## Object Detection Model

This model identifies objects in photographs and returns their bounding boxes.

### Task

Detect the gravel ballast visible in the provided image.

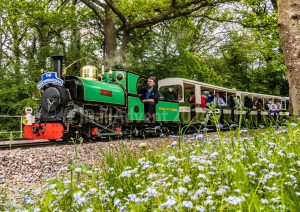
[0,137,172,200]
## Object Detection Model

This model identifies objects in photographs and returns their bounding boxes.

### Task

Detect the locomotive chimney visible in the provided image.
[52,55,63,78]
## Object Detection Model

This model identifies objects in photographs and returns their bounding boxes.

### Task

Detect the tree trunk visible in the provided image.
[277,0,300,116]
[103,5,117,65]
[69,0,81,75]
[0,18,2,69]
[120,30,130,64]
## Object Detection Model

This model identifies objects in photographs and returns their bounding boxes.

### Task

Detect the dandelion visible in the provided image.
[278,149,285,156]
[74,167,82,173]
[33,208,40,212]
[182,201,193,208]
[178,187,188,194]
[64,180,71,184]
[96,181,104,188]
[194,133,204,140]
[240,128,248,133]
[139,142,147,149]
[271,197,280,203]
[202,127,209,132]
[224,196,245,205]
[114,198,121,207]
[89,188,97,194]
[64,189,71,195]
[290,123,298,127]
[198,166,205,171]
[142,161,152,170]
[160,196,176,208]
[226,154,232,160]
[269,163,275,169]
[170,141,178,147]
[73,191,86,205]
[178,168,184,173]
[22,196,34,205]
[204,196,214,205]
[261,199,268,204]
[287,153,296,158]
[183,175,191,183]
[48,184,57,190]
[146,187,159,197]
[86,170,93,175]
[195,205,205,212]
[168,156,177,161]
[198,174,208,181]
[148,173,158,179]
[173,177,178,183]
[119,169,137,178]
[128,194,137,202]
[216,186,230,195]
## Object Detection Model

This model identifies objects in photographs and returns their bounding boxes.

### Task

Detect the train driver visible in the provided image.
[139,76,160,120]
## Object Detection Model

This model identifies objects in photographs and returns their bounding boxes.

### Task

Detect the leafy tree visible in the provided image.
[80,0,240,64]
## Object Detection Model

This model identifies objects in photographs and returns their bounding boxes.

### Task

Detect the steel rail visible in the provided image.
[0,140,71,150]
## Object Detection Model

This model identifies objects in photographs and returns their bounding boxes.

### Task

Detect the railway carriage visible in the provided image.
[159,78,289,128]
[23,56,289,141]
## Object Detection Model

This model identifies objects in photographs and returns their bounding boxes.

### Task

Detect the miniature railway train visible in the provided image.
[24,56,289,141]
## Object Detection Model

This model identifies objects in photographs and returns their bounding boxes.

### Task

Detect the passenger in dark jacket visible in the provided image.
[139,76,160,118]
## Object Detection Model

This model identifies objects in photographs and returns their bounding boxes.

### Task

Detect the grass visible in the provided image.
[1,119,300,211]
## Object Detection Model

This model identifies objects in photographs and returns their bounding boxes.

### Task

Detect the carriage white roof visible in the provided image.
[158,78,288,100]
[158,78,234,92]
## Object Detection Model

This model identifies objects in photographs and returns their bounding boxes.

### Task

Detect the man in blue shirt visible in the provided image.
[139,76,160,120]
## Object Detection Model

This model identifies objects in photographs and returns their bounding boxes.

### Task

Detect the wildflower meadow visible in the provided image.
[1,120,300,211]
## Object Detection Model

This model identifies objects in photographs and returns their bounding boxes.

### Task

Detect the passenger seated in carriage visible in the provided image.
[201,91,209,109]
[268,99,281,121]
[139,76,160,121]
[189,91,196,119]
[214,93,226,125]
[164,87,177,102]
[189,91,195,104]
[244,96,253,120]
[206,92,215,107]
[213,93,226,108]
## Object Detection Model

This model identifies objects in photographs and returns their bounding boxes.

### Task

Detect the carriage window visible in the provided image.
[159,85,182,102]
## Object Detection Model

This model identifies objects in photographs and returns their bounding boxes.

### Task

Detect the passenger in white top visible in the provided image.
[274,99,282,110]
[214,93,226,108]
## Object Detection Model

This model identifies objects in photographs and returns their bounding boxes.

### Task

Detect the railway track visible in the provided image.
[0,126,240,150]
[0,140,71,150]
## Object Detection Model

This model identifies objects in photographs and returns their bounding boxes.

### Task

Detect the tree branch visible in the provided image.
[80,0,104,22]
[194,14,271,29]
[128,1,215,30]
[103,0,128,27]
[90,0,106,9]
[172,0,177,8]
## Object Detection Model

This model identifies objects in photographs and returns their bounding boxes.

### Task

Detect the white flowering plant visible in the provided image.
[4,120,300,211]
